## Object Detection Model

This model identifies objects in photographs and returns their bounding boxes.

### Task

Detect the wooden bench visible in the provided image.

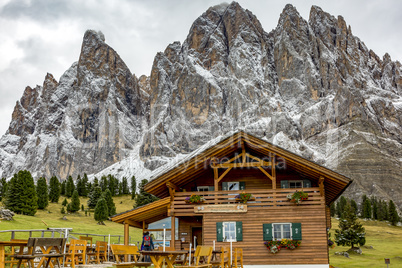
[13,238,66,268]
[110,244,151,268]
[210,246,230,268]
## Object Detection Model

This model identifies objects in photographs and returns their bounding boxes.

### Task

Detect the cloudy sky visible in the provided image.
[0,0,401,136]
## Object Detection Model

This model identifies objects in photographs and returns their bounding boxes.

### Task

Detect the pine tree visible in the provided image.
[103,189,116,216]
[350,199,358,215]
[388,200,400,226]
[131,176,137,200]
[118,182,123,196]
[330,203,336,217]
[134,179,159,208]
[70,190,80,212]
[335,201,366,249]
[67,202,72,213]
[122,177,129,195]
[383,201,389,221]
[107,174,118,196]
[362,198,372,219]
[87,186,102,209]
[100,176,108,192]
[61,206,66,214]
[0,177,7,202]
[94,198,109,224]
[49,176,61,203]
[18,170,38,216]
[81,204,84,211]
[66,176,75,198]
[61,180,66,196]
[62,198,68,207]
[75,175,82,196]
[360,194,368,217]
[371,197,378,220]
[4,175,23,213]
[377,200,385,221]
[336,196,347,218]
[36,177,49,209]
[81,174,89,197]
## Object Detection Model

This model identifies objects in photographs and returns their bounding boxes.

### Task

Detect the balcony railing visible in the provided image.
[171,187,324,215]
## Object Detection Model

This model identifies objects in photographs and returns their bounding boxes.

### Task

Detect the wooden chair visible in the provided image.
[64,239,87,268]
[14,237,66,268]
[210,246,230,268]
[79,236,93,252]
[231,248,243,268]
[110,244,151,268]
[187,246,213,268]
[87,241,108,264]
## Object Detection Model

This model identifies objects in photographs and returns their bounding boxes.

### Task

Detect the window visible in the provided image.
[273,223,291,240]
[228,182,239,191]
[223,222,236,242]
[197,186,209,192]
[289,180,303,188]
[148,217,179,240]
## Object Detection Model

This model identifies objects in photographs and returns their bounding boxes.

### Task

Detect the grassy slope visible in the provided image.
[0,195,142,244]
[329,218,402,268]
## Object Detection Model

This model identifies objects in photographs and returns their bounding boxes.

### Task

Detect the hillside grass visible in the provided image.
[329,218,402,267]
[0,195,142,243]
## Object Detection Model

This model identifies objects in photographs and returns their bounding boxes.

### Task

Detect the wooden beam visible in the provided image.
[124,219,143,229]
[272,154,276,190]
[319,176,325,197]
[166,182,180,192]
[124,222,130,246]
[142,221,146,233]
[258,166,273,181]
[241,140,246,163]
[171,215,175,250]
[212,162,271,168]
[216,167,232,183]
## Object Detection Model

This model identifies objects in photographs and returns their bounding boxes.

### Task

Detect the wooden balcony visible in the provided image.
[171,187,325,216]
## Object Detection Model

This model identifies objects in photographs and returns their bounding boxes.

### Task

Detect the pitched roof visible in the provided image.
[144,131,352,205]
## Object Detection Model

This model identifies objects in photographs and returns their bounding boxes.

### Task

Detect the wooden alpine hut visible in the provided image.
[111,131,352,267]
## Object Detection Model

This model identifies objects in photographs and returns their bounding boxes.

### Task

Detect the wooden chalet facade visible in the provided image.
[111,131,352,267]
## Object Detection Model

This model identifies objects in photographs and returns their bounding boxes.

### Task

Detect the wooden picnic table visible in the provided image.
[140,250,188,268]
[0,241,29,268]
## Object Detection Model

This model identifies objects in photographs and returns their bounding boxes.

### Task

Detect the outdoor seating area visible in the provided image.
[0,237,244,268]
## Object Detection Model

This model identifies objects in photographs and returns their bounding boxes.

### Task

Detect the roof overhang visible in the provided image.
[111,197,170,227]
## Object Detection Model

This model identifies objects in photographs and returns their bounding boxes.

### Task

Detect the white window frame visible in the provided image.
[223,222,237,242]
[272,223,292,241]
[289,180,303,189]
[227,182,239,191]
[197,186,209,192]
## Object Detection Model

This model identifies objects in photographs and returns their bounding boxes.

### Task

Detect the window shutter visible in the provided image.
[208,186,215,191]
[236,222,243,241]
[239,182,246,190]
[216,222,223,242]
[263,224,272,241]
[303,180,311,188]
[222,182,228,191]
[281,180,289,189]
[292,223,302,240]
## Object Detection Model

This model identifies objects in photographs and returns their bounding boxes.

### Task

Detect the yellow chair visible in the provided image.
[87,241,108,264]
[210,246,230,268]
[231,248,243,268]
[187,246,213,268]
[65,239,87,268]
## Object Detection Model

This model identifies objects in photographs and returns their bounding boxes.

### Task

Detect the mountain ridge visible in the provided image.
[0,2,401,210]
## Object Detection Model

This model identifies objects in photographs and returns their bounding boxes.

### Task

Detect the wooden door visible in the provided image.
[192,227,202,246]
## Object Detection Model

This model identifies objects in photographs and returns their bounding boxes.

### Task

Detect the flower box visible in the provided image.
[287,191,308,204]
[235,192,255,203]
[185,194,205,204]
[264,239,301,254]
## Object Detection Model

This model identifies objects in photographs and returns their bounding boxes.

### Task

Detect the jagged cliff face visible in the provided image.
[0,30,146,179]
[0,2,401,209]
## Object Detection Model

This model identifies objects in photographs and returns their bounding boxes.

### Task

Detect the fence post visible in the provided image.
[29,231,32,238]
[118,236,120,244]
[11,231,15,240]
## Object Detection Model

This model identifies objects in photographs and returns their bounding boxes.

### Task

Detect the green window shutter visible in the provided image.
[303,180,311,188]
[208,186,215,191]
[222,182,228,191]
[281,180,289,189]
[239,182,246,190]
[263,224,272,241]
[236,222,243,241]
[292,223,302,240]
[216,222,223,242]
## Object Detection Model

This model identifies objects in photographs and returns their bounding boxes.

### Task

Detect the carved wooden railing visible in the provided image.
[171,187,324,215]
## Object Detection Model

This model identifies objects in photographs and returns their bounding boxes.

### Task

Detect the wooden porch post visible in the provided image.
[124,222,129,246]
[171,216,175,250]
